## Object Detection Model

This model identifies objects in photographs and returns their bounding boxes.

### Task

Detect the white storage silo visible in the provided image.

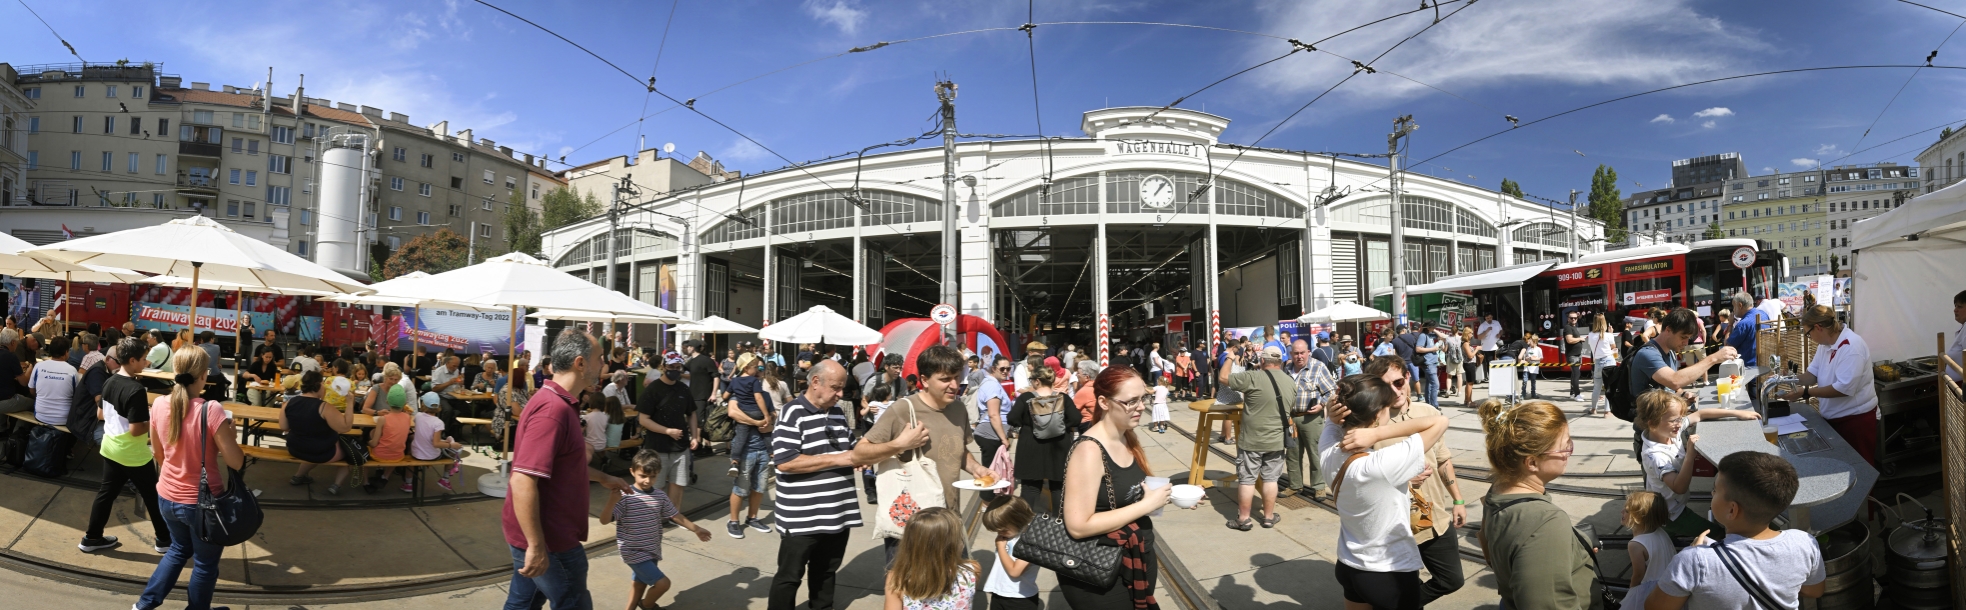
[316,133,369,281]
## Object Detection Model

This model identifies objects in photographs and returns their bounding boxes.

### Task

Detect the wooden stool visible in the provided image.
[1186,399,1243,489]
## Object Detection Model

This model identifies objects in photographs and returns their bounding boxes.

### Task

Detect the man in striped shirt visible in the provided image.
[769,360,911,610]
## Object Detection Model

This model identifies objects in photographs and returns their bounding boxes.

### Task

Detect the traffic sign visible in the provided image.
[930,303,958,325]
[1731,246,1755,269]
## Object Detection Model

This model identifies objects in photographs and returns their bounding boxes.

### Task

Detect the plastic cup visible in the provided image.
[1142,476,1170,515]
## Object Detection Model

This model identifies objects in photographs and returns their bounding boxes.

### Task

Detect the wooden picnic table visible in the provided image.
[148,393,374,445]
[137,369,175,381]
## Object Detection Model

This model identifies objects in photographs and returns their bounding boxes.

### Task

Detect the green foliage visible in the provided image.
[501,188,543,257]
[1500,178,1525,199]
[1587,164,1626,243]
[381,228,469,280]
[1705,222,1726,240]
[541,186,602,231]
[1945,127,1955,141]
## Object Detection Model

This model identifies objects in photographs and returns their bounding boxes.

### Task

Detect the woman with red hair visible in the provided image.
[1060,366,1197,608]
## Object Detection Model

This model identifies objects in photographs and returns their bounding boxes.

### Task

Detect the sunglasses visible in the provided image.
[994,367,1010,373]
[1388,377,1407,389]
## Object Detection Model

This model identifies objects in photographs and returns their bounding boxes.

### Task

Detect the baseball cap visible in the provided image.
[1261,345,1284,361]
[661,351,684,365]
[1026,341,1047,352]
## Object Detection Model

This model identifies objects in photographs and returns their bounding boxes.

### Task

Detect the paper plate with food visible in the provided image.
[954,472,1011,491]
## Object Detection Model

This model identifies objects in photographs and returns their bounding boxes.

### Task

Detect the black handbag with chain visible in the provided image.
[192,400,263,546]
[1012,438,1123,587]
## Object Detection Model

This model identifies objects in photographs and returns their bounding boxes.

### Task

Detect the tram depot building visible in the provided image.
[540,107,1607,356]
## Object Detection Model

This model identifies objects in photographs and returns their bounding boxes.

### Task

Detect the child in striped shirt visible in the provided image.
[601,449,712,610]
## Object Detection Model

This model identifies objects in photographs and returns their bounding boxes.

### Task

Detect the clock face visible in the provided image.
[1140,175,1175,208]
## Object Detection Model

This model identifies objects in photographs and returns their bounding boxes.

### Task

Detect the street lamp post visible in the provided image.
[1387,115,1417,327]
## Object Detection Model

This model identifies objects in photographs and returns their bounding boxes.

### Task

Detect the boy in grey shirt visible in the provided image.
[1647,452,1824,610]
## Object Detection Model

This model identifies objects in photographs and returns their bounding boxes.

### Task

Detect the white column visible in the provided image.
[958,162,992,320]
[1309,215,1333,312]
[1208,173,1222,354]
[1095,222,1110,367]
[851,232,864,323]
[1497,192,1515,267]
[761,202,774,326]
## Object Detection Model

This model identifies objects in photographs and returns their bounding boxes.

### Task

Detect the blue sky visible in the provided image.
[7,0,1965,203]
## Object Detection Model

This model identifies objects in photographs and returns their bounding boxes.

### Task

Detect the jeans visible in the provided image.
[1418,364,1439,408]
[86,459,170,546]
[1520,370,1538,397]
[1588,364,1606,412]
[1283,414,1325,494]
[138,498,225,610]
[732,447,770,496]
[1417,529,1467,605]
[770,531,849,610]
[504,544,593,610]
[1568,354,1585,396]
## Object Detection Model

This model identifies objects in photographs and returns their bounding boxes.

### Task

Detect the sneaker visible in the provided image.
[746,517,771,533]
[725,521,745,539]
[289,475,312,486]
[154,544,170,553]
[437,477,454,491]
[401,481,416,493]
[78,535,119,553]
[326,484,341,496]
[446,461,462,478]
[727,465,740,478]
[1570,394,1582,402]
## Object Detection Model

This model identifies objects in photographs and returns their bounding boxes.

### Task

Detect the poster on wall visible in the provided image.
[524,324,545,359]
[132,302,275,337]
[1833,278,1852,306]
[405,308,519,355]
[1777,282,1808,313]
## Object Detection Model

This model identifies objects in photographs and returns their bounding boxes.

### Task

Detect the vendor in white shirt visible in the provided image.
[1948,289,1966,383]
[1778,305,1879,466]
[429,355,465,395]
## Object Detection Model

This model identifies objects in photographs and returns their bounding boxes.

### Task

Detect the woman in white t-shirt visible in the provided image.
[1584,313,1620,417]
[1319,375,1449,610]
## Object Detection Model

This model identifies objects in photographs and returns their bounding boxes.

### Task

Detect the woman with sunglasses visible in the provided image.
[1318,374,1449,610]
[1060,366,1194,608]
[1777,305,1878,466]
[1476,399,1596,610]
[971,356,1016,493]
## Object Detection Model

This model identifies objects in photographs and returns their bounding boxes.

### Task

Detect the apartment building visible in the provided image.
[1917,129,1966,194]
[1820,163,1919,273]
[0,64,30,208]
[1622,181,1726,245]
[1719,169,1828,277]
[5,61,551,272]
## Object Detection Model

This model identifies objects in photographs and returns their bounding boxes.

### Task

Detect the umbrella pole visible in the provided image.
[63,271,70,334]
[189,263,202,338]
[234,289,245,387]
[505,305,518,462]
[411,306,420,373]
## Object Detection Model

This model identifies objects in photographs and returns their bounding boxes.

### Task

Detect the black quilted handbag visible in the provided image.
[192,400,263,546]
[1011,438,1122,587]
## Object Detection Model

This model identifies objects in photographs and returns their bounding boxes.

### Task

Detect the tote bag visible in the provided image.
[871,396,944,540]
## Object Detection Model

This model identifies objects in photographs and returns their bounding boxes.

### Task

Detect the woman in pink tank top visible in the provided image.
[138,347,245,610]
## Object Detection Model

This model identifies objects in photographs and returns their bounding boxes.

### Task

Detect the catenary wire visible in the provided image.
[1842,3,1966,158]
[13,0,83,62]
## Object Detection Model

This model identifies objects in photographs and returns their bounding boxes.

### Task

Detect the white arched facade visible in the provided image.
[541,107,1604,359]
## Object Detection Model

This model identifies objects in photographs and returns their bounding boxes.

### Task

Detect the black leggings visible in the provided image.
[1018,478,1063,514]
[1333,562,1421,610]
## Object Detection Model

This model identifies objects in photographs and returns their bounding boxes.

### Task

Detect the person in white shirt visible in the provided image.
[430,356,464,395]
[602,370,634,406]
[1476,313,1503,382]
[1947,289,1966,383]
[289,344,322,375]
[1584,313,1621,417]
[1318,374,1449,610]
[1778,305,1878,466]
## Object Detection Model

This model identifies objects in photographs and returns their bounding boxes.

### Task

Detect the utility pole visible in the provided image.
[936,79,959,341]
[1568,189,1579,260]
[1387,115,1417,328]
[606,174,636,295]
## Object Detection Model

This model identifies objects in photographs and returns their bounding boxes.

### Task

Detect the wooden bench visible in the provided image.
[7,410,69,434]
[238,445,455,503]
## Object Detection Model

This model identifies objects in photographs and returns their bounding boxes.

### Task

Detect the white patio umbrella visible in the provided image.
[141,274,338,375]
[7,263,149,330]
[758,305,883,346]
[1296,301,1394,324]
[0,231,92,277]
[530,308,690,325]
[22,216,373,339]
[668,315,757,334]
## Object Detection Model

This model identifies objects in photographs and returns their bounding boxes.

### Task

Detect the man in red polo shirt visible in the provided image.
[503,327,631,609]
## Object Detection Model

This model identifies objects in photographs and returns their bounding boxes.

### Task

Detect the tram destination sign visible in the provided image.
[1619,259,1674,275]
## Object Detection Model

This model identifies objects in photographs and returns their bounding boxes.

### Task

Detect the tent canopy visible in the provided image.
[670,315,757,334]
[1371,260,1555,297]
[1297,301,1393,324]
[23,216,372,295]
[758,305,883,346]
[531,308,689,325]
[1850,179,1966,362]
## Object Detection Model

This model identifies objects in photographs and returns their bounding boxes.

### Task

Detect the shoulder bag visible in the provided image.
[1027,393,1069,440]
[871,396,944,540]
[1714,539,1783,610]
[1012,437,1123,587]
[193,400,263,546]
[1330,449,1435,536]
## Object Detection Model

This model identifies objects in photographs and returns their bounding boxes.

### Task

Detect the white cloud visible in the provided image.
[1244,0,1768,112]
[1814,143,1844,157]
[1693,107,1734,118]
[1650,114,1675,124]
[1702,120,1716,129]
[804,0,868,35]
[1763,167,1777,173]
[722,138,770,162]
[1790,158,1819,168]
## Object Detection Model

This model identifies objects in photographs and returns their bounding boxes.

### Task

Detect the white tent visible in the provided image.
[758,305,883,346]
[669,315,757,334]
[1296,301,1394,324]
[1849,178,1966,362]
[530,308,689,325]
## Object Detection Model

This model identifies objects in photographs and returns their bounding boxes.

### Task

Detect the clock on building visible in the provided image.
[1140,174,1175,208]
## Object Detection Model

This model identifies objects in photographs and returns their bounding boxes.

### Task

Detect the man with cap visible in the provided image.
[637,351,700,502]
[1218,345,1298,530]
[1310,332,1337,376]
[1012,341,1045,394]
[1337,335,1364,375]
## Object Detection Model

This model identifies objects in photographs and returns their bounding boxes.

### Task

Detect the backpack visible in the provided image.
[1028,393,1069,440]
[701,400,735,443]
[1,423,30,467]
[22,425,75,478]
[1608,341,1666,423]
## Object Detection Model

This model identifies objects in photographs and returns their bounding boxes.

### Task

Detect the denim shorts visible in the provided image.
[731,448,770,496]
[628,559,667,585]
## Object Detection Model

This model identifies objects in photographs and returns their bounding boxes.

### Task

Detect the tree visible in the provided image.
[500,188,543,257]
[1945,126,1955,141]
[542,186,603,231]
[1500,178,1525,199]
[1586,164,1626,243]
[381,228,469,280]
[1705,222,1726,240]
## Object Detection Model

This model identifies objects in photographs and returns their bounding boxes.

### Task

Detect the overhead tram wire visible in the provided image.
[1022,0,1056,196]
[14,0,83,62]
[631,0,685,157]
[1840,0,1966,160]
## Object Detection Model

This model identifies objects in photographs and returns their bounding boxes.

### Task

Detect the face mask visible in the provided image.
[663,370,682,381]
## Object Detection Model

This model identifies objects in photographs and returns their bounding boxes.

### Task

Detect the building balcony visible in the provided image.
[179,141,222,158]
[177,172,219,195]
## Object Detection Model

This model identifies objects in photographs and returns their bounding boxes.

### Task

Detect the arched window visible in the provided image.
[1455,206,1497,238]
[991,175,1098,218]
[555,228,677,266]
[701,206,764,245]
[1215,178,1306,217]
[1511,222,1572,248]
[861,190,942,226]
[1332,195,1494,236]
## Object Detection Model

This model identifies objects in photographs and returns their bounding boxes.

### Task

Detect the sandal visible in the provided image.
[1226,518,1254,531]
[1259,513,1283,528]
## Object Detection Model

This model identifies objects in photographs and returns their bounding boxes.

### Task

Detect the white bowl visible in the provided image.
[1169,484,1205,509]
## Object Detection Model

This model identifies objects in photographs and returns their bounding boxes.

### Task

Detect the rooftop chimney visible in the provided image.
[336,102,357,112]
[359,105,383,117]
[389,112,408,123]
[457,128,472,144]
[498,146,512,156]
[223,85,237,94]
[191,82,210,90]
[524,153,535,164]
[428,120,449,139]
